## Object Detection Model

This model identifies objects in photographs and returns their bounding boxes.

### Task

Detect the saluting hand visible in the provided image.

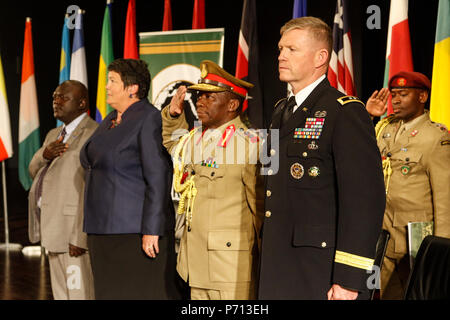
[366,88,389,117]
[169,85,187,117]
[142,234,160,258]
[43,136,68,161]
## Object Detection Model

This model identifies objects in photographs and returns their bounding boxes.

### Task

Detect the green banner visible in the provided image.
[139,28,224,116]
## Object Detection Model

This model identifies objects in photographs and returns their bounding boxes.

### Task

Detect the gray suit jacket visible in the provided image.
[28,115,98,252]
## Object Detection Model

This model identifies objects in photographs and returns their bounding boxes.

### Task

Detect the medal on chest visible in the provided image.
[290,163,304,179]
[293,118,325,140]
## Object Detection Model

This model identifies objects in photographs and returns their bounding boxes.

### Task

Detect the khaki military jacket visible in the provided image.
[161,106,264,291]
[377,111,450,258]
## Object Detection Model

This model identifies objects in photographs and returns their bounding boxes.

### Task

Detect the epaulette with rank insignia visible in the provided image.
[433,122,449,133]
[375,114,396,140]
[337,95,364,106]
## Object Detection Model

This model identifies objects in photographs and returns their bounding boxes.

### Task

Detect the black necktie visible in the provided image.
[281,96,296,128]
[36,127,67,210]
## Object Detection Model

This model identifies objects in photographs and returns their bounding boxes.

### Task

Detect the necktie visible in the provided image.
[59,127,67,142]
[280,96,296,128]
[36,127,67,211]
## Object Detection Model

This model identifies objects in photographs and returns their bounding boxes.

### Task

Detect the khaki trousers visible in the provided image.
[380,255,410,300]
[48,251,94,300]
[190,284,255,300]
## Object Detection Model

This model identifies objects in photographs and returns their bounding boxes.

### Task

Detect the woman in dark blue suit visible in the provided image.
[80,59,182,299]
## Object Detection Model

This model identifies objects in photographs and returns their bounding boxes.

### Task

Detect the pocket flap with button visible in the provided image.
[398,151,422,163]
[208,231,249,251]
[393,210,429,227]
[197,166,226,181]
[292,225,335,248]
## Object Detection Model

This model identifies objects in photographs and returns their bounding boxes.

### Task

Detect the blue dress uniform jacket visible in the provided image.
[258,79,386,299]
[80,99,174,236]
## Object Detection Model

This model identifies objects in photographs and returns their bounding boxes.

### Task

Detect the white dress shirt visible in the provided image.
[289,75,326,113]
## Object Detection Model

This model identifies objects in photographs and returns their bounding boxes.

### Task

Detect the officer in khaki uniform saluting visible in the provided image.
[367,71,450,299]
[161,60,264,300]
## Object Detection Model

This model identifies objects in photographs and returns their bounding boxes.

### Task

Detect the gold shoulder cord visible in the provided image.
[173,128,199,231]
[375,115,396,194]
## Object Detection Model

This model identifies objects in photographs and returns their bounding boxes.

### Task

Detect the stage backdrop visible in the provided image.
[139,28,224,128]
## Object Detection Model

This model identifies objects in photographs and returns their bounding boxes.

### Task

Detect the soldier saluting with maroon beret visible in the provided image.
[367,70,450,299]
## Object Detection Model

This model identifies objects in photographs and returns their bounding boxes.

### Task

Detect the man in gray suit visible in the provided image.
[28,80,98,300]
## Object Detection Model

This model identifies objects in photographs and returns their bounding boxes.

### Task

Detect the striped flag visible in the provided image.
[430,0,450,130]
[70,9,88,88]
[383,0,413,115]
[59,14,71,85]
[57,14,71,127]
[162,0,173,31]
[96,1,114,122]
[235,0,263,128]
[0,55,13,162]
[19,18,40,190]
[328,0,356,96]
[293,0,307,18]
[124,0,138,59]
[192,0,205,29]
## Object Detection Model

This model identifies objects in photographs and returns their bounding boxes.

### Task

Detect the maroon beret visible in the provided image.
[389,71,431,91]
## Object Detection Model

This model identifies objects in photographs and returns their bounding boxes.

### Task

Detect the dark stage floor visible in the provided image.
[0,216,53,300]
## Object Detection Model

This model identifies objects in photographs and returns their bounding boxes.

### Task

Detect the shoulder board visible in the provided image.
[274,98,287,109]
[374,114,396,140]
[441,140,450,146]
[337,95,364,106]
[433,122,449,133]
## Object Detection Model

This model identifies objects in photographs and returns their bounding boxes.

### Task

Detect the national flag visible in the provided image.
[192,0,205,29]
[293,0,307,18]
[57,14,71,127]
[383,0,413,115]
[162,0,173,31]
[59,14,71,85]
[430,0,450,130]
[70,9,88,88]
[124,0,138,59]
[0,55,13,162]
[235,0,264,128]
[96,1,114,122]
[18,18,40,190]
[328,0,356,96]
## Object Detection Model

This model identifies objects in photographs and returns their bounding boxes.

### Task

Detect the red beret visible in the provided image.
[389,71,431,91]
